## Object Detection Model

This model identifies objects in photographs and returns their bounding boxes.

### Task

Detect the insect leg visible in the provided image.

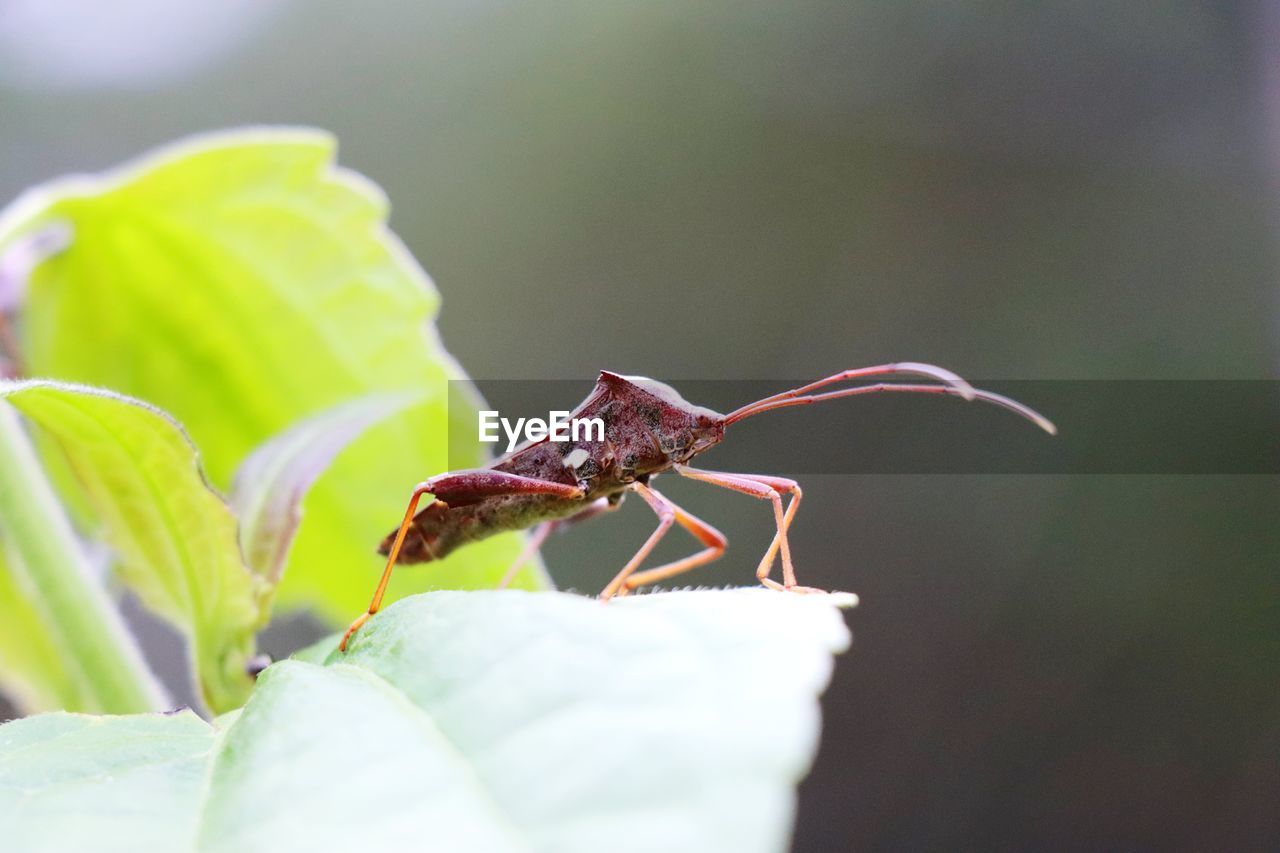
[600,483,726,600]
[675,464,823,593]
[422,468,584,508]
[497,497,620,589]
[339,481,434,651]
[600,483,675,600]
[620,499,725,593]
[736,474,802,587]
[496,522,553,590]
[345,472,589,651]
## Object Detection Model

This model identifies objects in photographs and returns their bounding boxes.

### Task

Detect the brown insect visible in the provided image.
[339,363,1055,650]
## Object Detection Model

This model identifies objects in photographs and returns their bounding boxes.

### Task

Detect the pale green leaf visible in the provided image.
[0,128,540,625]
[0,380,259,713]
[230,391,421,594]
[0,589,852,853]
[0,710,216,852]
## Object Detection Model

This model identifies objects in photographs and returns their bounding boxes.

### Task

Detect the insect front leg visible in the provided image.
[675,464,824,594]
[600,482,726,600]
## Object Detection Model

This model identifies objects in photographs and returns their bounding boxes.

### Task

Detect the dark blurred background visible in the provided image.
[1,1,1276,849]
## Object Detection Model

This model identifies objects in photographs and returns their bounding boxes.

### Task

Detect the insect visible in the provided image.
[339,363,1055,650]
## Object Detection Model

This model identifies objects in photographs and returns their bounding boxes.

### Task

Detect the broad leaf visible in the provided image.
[0,711,215,852]
[0,129,540,625]
[0,589,853,853]
[230,392,421,596]
[0,380,259,713]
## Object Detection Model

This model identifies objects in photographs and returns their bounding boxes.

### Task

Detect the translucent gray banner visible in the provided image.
[446,379,1277,475]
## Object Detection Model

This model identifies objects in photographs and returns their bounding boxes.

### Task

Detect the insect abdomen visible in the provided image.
[381,494,586,564]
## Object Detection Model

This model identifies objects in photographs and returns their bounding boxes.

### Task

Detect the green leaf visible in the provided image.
[0,589,852,853]
[0,128,540,626]
[0,710,217,852]
[229,391,422,599]
[0,380,259,714]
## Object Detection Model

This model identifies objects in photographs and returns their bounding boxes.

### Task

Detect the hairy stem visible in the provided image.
[0,403,167,713]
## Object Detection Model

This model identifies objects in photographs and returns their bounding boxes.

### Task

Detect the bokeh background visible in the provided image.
[1,1,1276,849]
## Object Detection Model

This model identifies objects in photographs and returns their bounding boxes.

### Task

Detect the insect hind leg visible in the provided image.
[342,470,589,652]
[340,482,435,651]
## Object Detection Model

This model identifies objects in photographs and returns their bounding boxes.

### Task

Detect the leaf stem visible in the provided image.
[0,403,168,713]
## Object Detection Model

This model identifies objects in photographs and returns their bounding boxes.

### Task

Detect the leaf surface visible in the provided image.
[0,381,259,713]
[0,589,852,853]
[230,392,421,595]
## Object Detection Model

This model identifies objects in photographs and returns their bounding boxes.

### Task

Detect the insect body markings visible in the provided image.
[339,364,1056,651]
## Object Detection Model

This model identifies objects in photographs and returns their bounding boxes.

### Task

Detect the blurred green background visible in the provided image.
[1,1,1276,849]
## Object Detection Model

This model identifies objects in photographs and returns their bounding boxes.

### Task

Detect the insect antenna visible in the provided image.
[723,362,1056,434]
